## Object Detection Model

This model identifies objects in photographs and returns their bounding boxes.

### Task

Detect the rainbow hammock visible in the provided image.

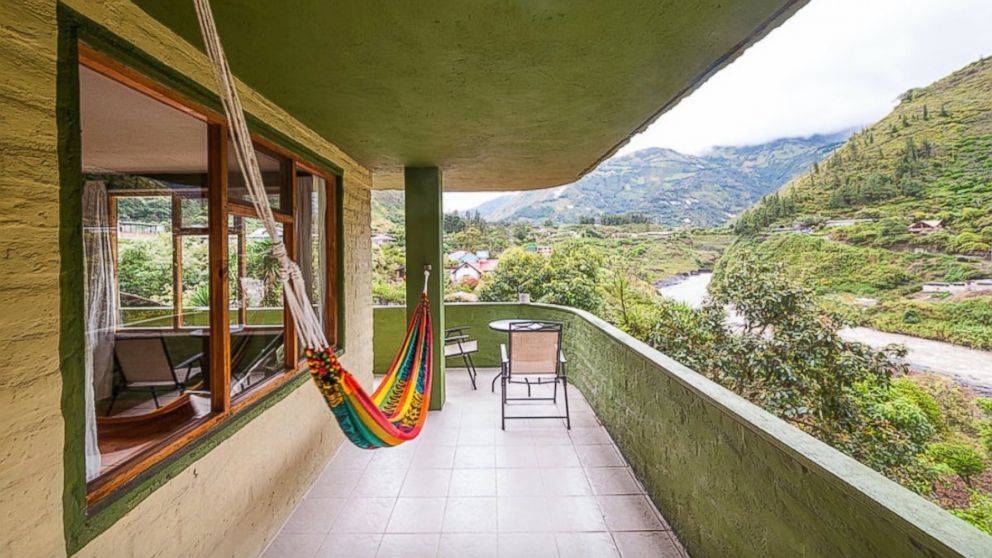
[193,0,432,450]
[305,294,433,449]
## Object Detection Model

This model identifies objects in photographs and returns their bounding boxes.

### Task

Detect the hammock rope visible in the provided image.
[194,0,433,448]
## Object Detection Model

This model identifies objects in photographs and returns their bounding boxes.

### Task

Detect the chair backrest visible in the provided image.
[114,337,176,384]
[508,321,562,375]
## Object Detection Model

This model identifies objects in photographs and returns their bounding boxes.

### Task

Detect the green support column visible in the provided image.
[404,167,445,410]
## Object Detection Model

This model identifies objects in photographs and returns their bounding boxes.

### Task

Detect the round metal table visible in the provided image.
[487,319,542,332]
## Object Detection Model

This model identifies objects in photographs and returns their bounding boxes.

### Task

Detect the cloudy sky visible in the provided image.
[445,0,992,211]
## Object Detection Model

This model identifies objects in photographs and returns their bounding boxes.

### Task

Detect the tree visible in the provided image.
[511,222,532,243]
[449,226,485,252]
[646,251,938,486]
[927,442,986,486]
[478,247,544,301]
[538,242,605,313]
[117,236,173,303]
[478,243,604,313]
[443,211,466,234]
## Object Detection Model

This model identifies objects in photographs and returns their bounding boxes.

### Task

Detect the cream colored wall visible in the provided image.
[0,1,373,556]
[0,1,64,556]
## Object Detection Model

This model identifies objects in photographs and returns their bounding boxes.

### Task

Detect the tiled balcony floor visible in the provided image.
[263,369,687,558]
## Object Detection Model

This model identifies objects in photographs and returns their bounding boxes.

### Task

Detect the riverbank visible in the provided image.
[658,272,992,394]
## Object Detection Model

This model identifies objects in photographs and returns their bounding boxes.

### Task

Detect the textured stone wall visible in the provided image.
[0,1,65,557]
[375,303,991,557]
[0,1,374,555]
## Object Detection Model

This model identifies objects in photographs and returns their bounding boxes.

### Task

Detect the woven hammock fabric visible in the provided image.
[194,0,433,449]
[306,295,433,448]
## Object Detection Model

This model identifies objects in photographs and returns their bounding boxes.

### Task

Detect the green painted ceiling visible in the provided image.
[132,0,808,191]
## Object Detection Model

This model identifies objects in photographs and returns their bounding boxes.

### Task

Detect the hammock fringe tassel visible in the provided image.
[194,0,433,448]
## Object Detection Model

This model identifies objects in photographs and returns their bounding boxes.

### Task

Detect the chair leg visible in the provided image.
[150,387,160,409]
[462,354,477,390]
[525,377,531,398]
[561,375,571,430]
[106,385,120,417]
[500,368,507,431]
[553,377,558,403]
[468,354,479,389]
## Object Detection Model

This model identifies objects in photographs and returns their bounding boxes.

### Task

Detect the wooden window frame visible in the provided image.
[79,44,340,504]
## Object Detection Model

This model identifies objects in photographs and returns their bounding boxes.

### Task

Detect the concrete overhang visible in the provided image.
[132,0,809,191]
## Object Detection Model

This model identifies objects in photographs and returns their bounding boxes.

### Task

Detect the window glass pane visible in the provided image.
[115,195,174,327]
[229,215,286,398]
[180,196,209,228]
[228,142,290,213]
[80,64,211,481]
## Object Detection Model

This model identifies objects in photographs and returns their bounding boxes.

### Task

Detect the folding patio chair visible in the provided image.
[499,321,570,430]
[108,337,203,416]
[445,326,479,389]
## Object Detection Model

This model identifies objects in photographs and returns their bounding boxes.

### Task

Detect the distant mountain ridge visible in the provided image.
[472,131,851,226]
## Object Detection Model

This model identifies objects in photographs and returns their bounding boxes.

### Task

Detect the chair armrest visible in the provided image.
[175,352,205,384]
[445,334,472,343]
[445,326,469,335]
[175,352,205,370]
[558,351,567,364]
[500,344,509,364]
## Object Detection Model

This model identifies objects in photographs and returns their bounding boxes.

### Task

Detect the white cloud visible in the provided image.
[619,0,992,155]
[444,191,507,212]
[449,0,992,211]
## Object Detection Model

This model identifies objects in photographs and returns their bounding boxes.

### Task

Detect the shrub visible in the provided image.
[892,377,946,433]
[981,423,992,457]
[952,491,992,534]
[902,309,922,324]
[977,398,992,418]
[910,374,985,435]
[926,442,986,485]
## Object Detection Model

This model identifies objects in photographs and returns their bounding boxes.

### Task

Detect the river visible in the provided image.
[658,272,992,394]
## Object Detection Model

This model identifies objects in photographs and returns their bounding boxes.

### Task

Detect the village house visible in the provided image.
[922,280,992,294]
[824,218,875,227]
[450,258,498,284]
[908,219,945,233]
[371,232,395,246]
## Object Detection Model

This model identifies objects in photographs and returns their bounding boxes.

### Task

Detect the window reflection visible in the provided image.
[228,216,286,397]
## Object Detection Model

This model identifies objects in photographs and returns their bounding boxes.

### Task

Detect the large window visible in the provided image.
[78,48,338,501]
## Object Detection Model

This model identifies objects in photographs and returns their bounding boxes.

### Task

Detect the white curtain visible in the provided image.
[296,175,327,329]
[316,177,328,330]
[296,176,315,306]
[82,181,118,480]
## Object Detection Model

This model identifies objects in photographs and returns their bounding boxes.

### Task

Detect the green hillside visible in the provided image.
[725,58,992,349]
[475,132,848,226]
[736,57,992,255]
[722,234,991,348]
[372,190,404,233]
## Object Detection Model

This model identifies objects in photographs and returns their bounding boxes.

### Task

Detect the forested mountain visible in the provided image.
[473,132,849,226]
[723,58,992,351]
[736,57,992,255]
